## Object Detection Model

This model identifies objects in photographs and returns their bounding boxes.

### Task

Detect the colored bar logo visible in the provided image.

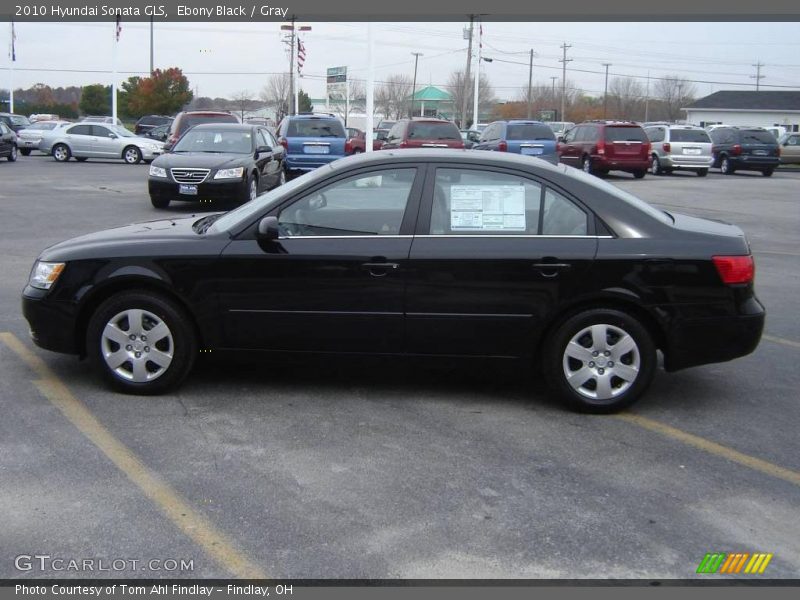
[696,552,773,574]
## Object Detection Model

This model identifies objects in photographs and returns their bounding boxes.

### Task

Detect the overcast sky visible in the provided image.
[2,21,799,102]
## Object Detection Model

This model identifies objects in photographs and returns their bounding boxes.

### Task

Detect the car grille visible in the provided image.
[170,168,210,184]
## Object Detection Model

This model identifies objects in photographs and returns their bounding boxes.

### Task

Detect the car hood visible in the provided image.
[153,152,251,170]
[39,215,227,262]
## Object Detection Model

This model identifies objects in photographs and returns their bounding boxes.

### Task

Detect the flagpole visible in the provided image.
[112,20,118,123]
[366,23,374,152]
[9,21,14,113]
[472,18,481,128]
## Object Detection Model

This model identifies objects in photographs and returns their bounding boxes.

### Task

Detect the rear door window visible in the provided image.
[604,126,647,142]
[507,124,555,141]
[67,124,93,136]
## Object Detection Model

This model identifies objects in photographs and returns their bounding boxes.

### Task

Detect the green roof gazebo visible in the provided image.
[411,86,455,120]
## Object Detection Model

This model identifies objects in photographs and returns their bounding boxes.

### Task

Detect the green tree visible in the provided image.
[298,89,313,113]
[126,68,193,117]
[117,76,142,119]
[79,84,111,116]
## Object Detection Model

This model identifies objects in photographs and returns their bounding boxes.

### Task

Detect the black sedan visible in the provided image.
[0,121,18,162]
[148,123,286,209]
[22,150,764,413]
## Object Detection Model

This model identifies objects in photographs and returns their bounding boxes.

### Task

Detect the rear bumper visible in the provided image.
[17,139,42,150]
[285,153,343,173]
[148,178,247,202]
[593,156,650,172]
[664,298,765,372]
[660,155,714,169]
[729,156,780,170]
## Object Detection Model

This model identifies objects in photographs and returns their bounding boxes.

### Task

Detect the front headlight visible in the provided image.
[214,167,244,180]
[149,165,167,177]
[29,261,66,290]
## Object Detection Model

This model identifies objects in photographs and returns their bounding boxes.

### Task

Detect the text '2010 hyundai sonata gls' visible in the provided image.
[22,150,764,413]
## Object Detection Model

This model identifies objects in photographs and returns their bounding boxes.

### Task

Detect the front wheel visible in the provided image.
[720,156,735,175]
[543,309,657,413]
[241,173,258,204]
[650,155,662,175]
[274,168,287,189]
[150,195,170,209]
[7,145,17,162]
[20,148,31,156]
[633,170,646,179]
[86,291,197,395]
[123,146,142,165]
[581,156,594,175]
[762,168,774,177]
[53,144,71,162]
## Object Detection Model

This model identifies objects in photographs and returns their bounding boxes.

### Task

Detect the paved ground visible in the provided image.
[1,154,799,580]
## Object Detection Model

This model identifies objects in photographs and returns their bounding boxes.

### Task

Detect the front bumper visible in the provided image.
[149,177,247,202]
[664,297,765,372]
[140,147,163,160]
[22,288,80,355]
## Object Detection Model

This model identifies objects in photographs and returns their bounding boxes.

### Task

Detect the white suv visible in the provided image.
[644,125,714,177]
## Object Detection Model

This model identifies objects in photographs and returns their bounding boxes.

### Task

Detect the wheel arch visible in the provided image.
[74,276,205,358]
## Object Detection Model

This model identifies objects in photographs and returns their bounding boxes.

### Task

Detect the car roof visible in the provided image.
[180,111,234,117]
[505,120,547,125]
[190,123,257,131]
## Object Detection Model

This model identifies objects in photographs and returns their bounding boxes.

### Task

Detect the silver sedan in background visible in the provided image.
[39,123,164,164]
[16,120,71,155]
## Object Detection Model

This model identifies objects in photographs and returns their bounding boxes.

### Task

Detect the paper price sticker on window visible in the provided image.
[450,185,526,232]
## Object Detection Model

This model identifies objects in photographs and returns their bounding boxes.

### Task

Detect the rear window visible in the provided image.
[507,123,555,141]
[179,114,238,133]
[669,129,711,143]
[140,116,172,126]
[604,126,647,142]
[27,122,59,131]
[741,130,776,144]
[407,122,460,140]
[287,118,345,138]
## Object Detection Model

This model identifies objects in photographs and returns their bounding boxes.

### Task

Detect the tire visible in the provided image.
[762,168,774,177]
[52,144,71,162]
[274,167,287,189]
[353,148,364,154]
[720,156,735,175]
[581,155,594,175]
[696,169,708,177]
[650,155,662,175]
[241,173,258,204]
[86,291,197,395]
[123,145,142,165]
[75,157,88,162]
[150,195,170,209]
[633,170,646,179]
[7,145,17,162]
[543,308,657,414]
[20,148,31,156]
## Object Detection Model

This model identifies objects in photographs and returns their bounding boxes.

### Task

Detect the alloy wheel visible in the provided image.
[100,308,174,383]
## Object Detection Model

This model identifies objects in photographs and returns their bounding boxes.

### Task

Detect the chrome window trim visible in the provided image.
[275,234,613,240]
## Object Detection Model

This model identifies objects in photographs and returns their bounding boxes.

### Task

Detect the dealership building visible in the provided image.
[683,90,800,132]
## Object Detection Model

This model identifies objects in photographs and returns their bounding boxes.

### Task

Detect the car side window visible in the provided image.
[646,128,664,143]
[256,129,270,148]
[386,123,403,141]
[542,188,588,236]
[0,123,8,135]
[266,130,279,147]
[92,125,114,137]
[429,168,543,236]
[787,136,799,146]
[278,168,417,237]
[68,124,92,136]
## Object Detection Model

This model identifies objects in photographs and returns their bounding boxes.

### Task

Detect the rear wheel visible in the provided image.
[581,155,594,175]
[53,144,71,162]
[86,291,197,395]
[75,157,88,162]
[762,168,774,177]
[7,145,17,162]
[544,308,657,413]
[696,168,708,177]
[720,156,735,175]
[633,170,646,179]
[650,155,662,175]
[275,168,287,189]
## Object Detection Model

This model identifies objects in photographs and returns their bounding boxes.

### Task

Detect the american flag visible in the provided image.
[479,22,483,50]
[297,38,306,72]
[10,20,16,62]
[115,15,122,42]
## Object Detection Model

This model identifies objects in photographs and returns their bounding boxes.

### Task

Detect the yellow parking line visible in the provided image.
[762,334,800,349]
[616,413,800,488]
[0,332,266,579]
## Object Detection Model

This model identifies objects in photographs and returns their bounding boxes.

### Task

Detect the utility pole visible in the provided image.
[526,49,535,119]
[410,52,423,118]
[550,76,557,101]
[472,18,482,129]
[602,63,611,119]
[461,15,474,128]
[751,61,765,91]
[644,71,650,122]
[280,18,310,115]
[149,15,154,74]
[559,43,572,123]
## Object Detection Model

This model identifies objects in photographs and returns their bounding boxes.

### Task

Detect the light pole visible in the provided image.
[526,49,536,119]
[410,52,423,118]
[602,63,611,119]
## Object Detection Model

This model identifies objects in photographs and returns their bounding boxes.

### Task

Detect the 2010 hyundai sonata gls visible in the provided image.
[22,150,764,413]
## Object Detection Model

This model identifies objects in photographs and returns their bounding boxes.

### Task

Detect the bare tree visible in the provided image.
[654,75,696,122]
[260,73,291,123]
[328,78,366,126]
[375,74,413,120]
[608,77,644,120]
[231,90,255,121]
[447,71,496,128]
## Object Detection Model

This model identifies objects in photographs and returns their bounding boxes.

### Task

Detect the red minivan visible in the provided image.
[381,119,465,150]
[557,121,651,178]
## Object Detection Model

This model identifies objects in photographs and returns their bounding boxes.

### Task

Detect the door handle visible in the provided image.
[532,262,571,278]
[361,262,399,277]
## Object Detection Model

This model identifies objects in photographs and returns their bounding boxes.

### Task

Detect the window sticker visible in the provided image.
[449,185,526,231]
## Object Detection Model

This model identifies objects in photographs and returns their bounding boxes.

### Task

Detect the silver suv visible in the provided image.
[644,125,713,177]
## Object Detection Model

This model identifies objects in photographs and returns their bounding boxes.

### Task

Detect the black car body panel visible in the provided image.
[23,150,764,387]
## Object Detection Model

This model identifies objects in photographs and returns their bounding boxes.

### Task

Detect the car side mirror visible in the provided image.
[108,133,117,139]
[557,135,565,143]
[257,216,280,241]
[256,145,272,154]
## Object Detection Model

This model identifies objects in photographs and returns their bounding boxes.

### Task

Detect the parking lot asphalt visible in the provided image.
[1,155,799,580]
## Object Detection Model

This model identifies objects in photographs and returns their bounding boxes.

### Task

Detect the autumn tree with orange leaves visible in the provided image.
[121,68,193,118]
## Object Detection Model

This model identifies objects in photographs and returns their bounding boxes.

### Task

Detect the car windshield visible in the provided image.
[207,168,334,234]
[507,124,555,141]
[564,166,673,225]
[287,119,345,138]
[670,129,711,143]
[408,122,460,140]
[173,129,253,153]
[10,115,30,126]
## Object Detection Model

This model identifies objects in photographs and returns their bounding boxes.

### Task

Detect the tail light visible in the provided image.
[345,139,353,154]
[731,144,742,156]
[278,137,288,150]
[497,140,508,152]
[662,142,671,153]
[776,147,781,157]
[399,140,408,148]
[596,139,605,155]
[712,255,754,285]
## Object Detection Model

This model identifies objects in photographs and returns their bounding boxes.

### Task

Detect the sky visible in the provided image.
[2,21,800,102]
